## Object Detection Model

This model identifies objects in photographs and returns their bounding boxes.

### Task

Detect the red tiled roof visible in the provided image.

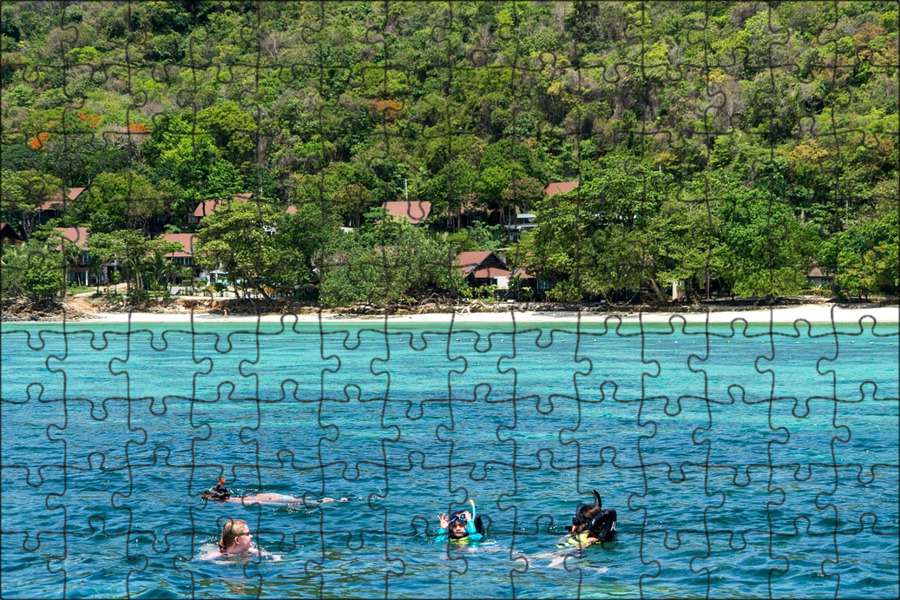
[54,227,89,249]
[37,200,60,211]
[193,194,254,218]
[286,205,298,214]
[544,181,579,196]
[472,266,510,279]
[454,251,509,278]
[381,201,432,224]
[511,267,535,279]
[454,251,494,274]
[192,199,223,218]
[37,187,86,211]
[158,233,195,258]
[445,198,485,214]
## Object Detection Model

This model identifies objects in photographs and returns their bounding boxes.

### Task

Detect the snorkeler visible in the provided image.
[201,478,346,506]
[558,490,617,549]
[436,498,485,543]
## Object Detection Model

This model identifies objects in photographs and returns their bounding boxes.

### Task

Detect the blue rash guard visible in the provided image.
[436,506,482,543]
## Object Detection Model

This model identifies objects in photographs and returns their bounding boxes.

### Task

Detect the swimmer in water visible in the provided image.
[436,498,485,543]
[558,490,617,549]
[201,478,346,506]
[208,517,281,561]
[219,518,254,556]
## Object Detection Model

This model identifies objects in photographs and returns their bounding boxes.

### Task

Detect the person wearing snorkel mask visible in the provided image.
[558,490,617,549]
[201,478,346,506]
[436,498,485,543]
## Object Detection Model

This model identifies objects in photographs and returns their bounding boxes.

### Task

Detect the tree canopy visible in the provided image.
[2,1,897,304]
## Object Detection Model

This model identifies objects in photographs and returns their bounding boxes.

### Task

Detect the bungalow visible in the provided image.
[504,213,537,242]
[381,201,432,225]
[508,251,547,296]
[159,233,195,265]
[158,233,198,285]
[54,226,92,286]
[510,265,535,283]
[1,222,23,245]
[808,265,834,289]
[36,187,87,224]
[455,250,510,290]
[544,180,579,197]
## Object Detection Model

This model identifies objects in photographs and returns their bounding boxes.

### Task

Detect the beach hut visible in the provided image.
[1,222,23,245]
[455,251,511,289]
[53,226,93,286]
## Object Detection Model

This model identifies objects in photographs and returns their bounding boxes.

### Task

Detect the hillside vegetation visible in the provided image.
[2,1,897,306]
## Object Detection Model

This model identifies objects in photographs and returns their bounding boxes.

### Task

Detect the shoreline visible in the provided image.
[4,304,897,326]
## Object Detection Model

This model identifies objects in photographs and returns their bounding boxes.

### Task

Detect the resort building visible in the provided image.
[36,187,87,225]
[807,265,834,289]
[53,226,93,286]
[158,233,198,285]
[1,222,24,245]
[504,212,537,242]
[455,250,511,289]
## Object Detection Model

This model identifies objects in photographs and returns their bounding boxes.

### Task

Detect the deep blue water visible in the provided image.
[2,315,898,598]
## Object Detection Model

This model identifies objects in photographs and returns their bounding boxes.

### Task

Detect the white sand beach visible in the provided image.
[50,304,899,326]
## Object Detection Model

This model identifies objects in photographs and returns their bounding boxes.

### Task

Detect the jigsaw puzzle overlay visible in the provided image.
[1,2,898,598]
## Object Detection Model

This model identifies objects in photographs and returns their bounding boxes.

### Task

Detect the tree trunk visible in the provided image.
[647,277,667,305]
[254,281,273,303]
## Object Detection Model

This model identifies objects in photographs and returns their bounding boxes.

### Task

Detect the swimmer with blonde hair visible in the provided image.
[219,518,253,555]
[209,518,281,561]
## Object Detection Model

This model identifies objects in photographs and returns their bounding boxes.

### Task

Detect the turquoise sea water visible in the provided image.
[2,315,898,599]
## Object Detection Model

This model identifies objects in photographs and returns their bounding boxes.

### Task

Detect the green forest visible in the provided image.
[1,1,897,307]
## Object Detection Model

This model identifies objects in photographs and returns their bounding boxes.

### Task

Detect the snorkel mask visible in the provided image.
[202,477,232,501]
[447,511,469,539]
[587,508,617,543]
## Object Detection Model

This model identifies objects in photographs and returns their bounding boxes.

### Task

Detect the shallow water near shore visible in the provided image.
[2,319,898,598]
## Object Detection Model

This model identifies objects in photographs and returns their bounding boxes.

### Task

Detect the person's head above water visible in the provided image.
[446,510,470,539]
[437,498,482,540]
[569,489,617,542]
[569,490,603,534]
[202,477,231,501]
[219,518,252,555]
